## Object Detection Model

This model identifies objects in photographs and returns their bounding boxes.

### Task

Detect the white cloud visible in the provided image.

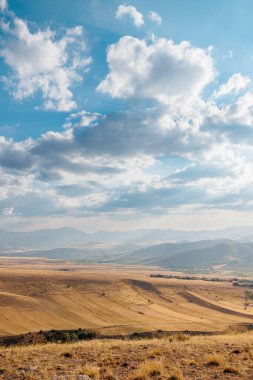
[97,36,215,104]
[148,11,162,25]
[2,20,253,225]
[2,93,253,220]
[214,73,250,98]
[0,0,7,11]
[206,91,253,132]
[0,17,91,111]
[63,110,102,129]
[116,4,144,28]
[2,207,14,216]
[174,145,253,197]
[0,135,33,171]
[222,50,233,60]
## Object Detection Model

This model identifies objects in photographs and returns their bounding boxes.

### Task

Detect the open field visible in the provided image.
[0,259,252,335]
[0,332,253,379]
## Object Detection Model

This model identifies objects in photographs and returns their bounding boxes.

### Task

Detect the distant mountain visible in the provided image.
[1,225,253,252]
[156,241,253,268]
[91,226,253,244]
[119,240,226,265]
[2,231,253,273]
[0,228,89,250]
[121,239,253,271]
[1,247,115,262]
[0,242,130,263]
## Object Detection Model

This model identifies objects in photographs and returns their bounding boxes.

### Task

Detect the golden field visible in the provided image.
[0,259,251,378]
[0,258,251,335]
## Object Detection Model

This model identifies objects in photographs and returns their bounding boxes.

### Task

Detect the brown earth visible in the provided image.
[0,258,251,335]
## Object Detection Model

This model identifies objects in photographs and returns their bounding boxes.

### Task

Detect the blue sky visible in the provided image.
[1,0,253,231]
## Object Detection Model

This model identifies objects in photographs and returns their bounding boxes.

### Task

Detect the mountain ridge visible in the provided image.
[1,225,253,250]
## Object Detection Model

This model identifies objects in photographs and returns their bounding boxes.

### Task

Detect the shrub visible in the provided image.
[130,359,165,379]
[170,333,190,342]
[62,332,71,342]
[223,366,239,374]
[82,364,100,379]
[204,354,224,367]
[77,330,97,340]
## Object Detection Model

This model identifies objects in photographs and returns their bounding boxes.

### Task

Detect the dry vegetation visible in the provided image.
[0,263,252,378]
[0,263,252,336]
[0,332,252,379]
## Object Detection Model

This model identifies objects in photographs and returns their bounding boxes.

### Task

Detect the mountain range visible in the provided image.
[1,225,253,250]
[2,226,253,273]
[123,239,253,271]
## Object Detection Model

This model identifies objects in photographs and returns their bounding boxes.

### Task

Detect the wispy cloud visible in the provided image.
[116,4,144,28]
[148,11,162,25]
[213,73,250,98]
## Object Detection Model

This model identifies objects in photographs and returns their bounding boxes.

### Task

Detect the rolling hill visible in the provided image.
[3,238,253,273]
[121,240,253,271]
[0,265,251,336]
[2,227,253,272]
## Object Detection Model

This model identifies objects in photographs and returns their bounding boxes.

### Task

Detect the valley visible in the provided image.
[0,262,251,336]
[2,228,253,275]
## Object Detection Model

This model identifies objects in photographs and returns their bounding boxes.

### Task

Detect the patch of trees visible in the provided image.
[0,329,98,347]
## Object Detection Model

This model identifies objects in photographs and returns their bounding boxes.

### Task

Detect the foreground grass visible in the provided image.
[0,332,253,379]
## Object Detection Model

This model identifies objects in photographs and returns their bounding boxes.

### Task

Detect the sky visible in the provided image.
[1,0,253,232]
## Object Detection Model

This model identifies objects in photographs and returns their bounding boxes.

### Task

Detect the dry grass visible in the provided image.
[147,347,162,358]
[169,333,191,342]
[130,358,166,379]
[166,369,185,380]
[0,332,251,379]
[0,264,252,378]
[204,353,226,367]
[81,365,100,379]
[0,265,251,337]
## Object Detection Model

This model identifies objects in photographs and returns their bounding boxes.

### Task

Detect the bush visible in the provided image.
[170,333,190,342]
[77,330,97,340]
[62,332,71,342]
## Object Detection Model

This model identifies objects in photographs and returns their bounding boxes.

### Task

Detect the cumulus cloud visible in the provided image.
[0,104,202,217]
[0,16,91,111]
[0,96,250,218]
[116,4,144,28]
[148,11,162,25]
[203,92,253,145]
[214,73,250,98]
[170,145,253,197]
[97,36,215,104]
[0,103,253,219]
[1,28,253,222]
[40,107,210,159]
[0,136,33,171]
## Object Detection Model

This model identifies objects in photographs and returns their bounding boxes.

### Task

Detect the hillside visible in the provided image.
[126,240,253,272]
[0,264,251,336]
[0,332,252,379]
[3,238,253,273]
[1,243,126,262]
[2,227,253,274]
[120,240,227,265]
